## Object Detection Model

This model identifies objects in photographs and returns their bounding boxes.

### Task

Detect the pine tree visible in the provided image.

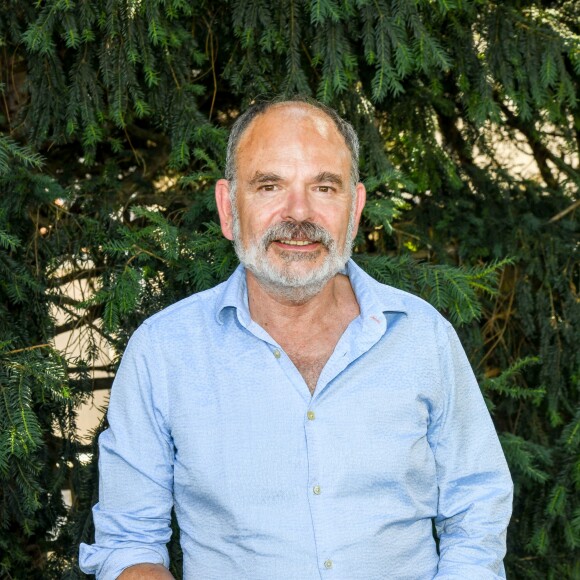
[0,1,578,577]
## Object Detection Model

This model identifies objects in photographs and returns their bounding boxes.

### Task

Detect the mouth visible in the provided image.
[260,221,333,253]
[272,238,322,252]
[275,239,318,247]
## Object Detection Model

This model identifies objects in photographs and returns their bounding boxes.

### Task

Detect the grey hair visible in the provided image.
[224,96,360,198]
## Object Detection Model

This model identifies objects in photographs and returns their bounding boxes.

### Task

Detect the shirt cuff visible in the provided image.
[435,563,506,579]
[79,543,169,579]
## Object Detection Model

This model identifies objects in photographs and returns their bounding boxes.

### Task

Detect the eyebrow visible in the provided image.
[313,171,344,187]
[248,171,283,186]
[248,170,345,188]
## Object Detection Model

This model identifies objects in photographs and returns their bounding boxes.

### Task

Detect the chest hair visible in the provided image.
[250,275,360,395]
[285,344,334,395]
[275,312,354,395]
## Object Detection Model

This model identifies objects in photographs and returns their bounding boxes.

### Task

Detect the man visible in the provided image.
[79,98,513,579]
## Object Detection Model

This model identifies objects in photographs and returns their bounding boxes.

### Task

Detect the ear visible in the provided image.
[215,179,234,241]
[351,182,367,238]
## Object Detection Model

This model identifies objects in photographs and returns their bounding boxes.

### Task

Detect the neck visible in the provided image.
[246,269,358,329]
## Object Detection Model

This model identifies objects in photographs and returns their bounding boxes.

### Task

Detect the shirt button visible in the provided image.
[307,411,315,420]
[324,559,333,569]
[273,349,281,359]
[313,485,321,495]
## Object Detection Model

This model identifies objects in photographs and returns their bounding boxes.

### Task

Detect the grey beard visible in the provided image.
[232,214,355,303]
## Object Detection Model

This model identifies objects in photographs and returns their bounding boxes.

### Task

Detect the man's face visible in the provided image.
[216,104,366,300]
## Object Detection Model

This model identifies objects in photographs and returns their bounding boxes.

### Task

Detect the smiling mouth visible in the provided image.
[276,239,317,246]
[261,221,332,252]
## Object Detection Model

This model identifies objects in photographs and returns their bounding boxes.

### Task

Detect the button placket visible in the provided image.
[305,404,339,575]
[304,397,324,572]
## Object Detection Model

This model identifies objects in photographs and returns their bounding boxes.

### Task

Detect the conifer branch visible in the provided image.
[54,304,104,336]
[499,101,579,188]
[47,268,103,288]
[6,344,51,356]
[548,198,580,223]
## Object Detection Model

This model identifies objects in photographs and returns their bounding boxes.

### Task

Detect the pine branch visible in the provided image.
[548,199,580,223]
[499,100,580,188]
[53,304,104,336]
[47,268,104,288]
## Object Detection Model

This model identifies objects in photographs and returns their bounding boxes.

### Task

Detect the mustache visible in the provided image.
[260,221,334,249]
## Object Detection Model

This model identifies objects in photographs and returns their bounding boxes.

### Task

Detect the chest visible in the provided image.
[284,342,334,394]
[169,349,437,517]
[274,316,353,394]
[167,308,439,510]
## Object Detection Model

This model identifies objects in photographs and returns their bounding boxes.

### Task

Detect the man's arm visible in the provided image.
[430,323,513,579]
[79,324,174,578]
[118,563,174,579]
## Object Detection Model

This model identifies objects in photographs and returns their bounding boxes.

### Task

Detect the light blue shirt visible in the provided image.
[79,260,512,579]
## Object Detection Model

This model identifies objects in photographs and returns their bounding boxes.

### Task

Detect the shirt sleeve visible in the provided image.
[78,323,174,579]
[430,323,513,579]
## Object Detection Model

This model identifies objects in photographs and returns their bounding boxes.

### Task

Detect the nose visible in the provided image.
[281,185,314,223]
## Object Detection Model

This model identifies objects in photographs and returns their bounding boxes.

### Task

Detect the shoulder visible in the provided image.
[139,281,227,338]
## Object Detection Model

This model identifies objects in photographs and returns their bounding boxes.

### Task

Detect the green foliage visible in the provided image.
[0,135,43,175]
[0,0,578,577]
[0,137,88,578]
[355,254,512,325]
[0,345,82,574]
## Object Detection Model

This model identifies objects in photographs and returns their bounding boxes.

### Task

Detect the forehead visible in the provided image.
[235,104,351,174]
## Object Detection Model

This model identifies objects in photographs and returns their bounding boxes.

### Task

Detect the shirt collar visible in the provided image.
[215,259,408,326]
[346,258,408,318]
[215,264,251,326]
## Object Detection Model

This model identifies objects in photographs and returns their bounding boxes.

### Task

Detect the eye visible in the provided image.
[259,184,278,192]
[316,185,335,193]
